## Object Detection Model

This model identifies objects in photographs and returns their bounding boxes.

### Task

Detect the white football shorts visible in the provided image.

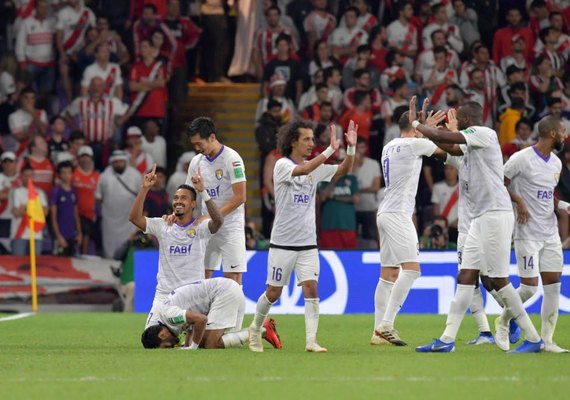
[514,239,563,278]
[204,228,247,273]
[461,210,514,278]
[377,212,419,266]
[206,280,243,330]
[266,247,319,287]
[146,290,169,328]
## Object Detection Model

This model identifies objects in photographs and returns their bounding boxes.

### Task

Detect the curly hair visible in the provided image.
[141,325,163,349]
[277,121,315,157]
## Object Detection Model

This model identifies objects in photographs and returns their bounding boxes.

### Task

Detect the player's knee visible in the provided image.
[457,269,478,285]
[480,275,493,291]
[489,277,509,291]
[301,280,318,298]
[266,286,282,303]
[540,272,561,285]
[380,267,399,282]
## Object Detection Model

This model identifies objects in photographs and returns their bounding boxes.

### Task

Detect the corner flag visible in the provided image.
[27,179,45,232]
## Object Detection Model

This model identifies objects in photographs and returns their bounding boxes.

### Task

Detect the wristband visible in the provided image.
[322,146,335,159]
[199,190,211,202]
[346,145,356,156]
[558,200,570,212]
[189,341,199,350]
[412,120,421,129]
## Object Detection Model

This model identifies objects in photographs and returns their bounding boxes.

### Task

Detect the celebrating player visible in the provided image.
[248,120,357,353]
[415,102,543,353]
[373,97,447,346]
[129,164,223,328]
[141,278,281,350]
[496,116,569,353]
[186,117,248,330]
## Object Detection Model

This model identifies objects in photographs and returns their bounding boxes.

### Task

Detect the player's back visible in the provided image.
[379,137,436,215]
[505,146,561,240]
[168,278,237,314]
[459,126,511,219]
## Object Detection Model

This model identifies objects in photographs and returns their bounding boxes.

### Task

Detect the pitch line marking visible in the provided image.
[0,312,34,323]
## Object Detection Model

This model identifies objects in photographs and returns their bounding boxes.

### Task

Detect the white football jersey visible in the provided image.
[379,137,437,215]
[504,146,562,240]
[157,278,235,335]
[445,152,470,233]
[386,20,418,52]
[458,126,512,219]
[270,158,337,247]
[186,146,246,233]
[145,218,211,293]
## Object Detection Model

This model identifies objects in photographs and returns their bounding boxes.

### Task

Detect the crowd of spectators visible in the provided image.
[2,0,570,257]
[254,0,570,250]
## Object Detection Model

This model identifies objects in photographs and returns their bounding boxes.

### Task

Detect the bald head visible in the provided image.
[456,102,483,129]
[538,115,563,138]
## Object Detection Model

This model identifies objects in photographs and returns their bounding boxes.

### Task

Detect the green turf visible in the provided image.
[0,313,568,400]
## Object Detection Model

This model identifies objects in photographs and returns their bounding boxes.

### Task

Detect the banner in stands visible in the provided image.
[134,250,570,315]
[0,256,119,299]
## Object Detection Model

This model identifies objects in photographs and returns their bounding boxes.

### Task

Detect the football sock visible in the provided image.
[230,285,246,332]
[221,329,249,348]
[498,283,541,342]
[440,284,475,343]
[489,289,505,307]
[517,283,538,304]
[305,298,320,345]
[541,282,561,344]
[251,292,274,329]
[381,270,420,327]
[470,286,490,333]
[374,278,394,329]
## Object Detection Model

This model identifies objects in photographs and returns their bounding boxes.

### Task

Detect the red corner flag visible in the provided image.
[27,180,45,232]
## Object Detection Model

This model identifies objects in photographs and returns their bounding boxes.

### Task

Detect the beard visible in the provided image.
[554,139,564,152]
[113,166,126,175]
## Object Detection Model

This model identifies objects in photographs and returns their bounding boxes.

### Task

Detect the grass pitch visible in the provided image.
[0,313,568,400]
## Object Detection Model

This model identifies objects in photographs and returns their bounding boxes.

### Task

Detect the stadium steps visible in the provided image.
[172,83,262,224]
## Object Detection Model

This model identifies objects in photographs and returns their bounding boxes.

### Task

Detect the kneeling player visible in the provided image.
[141,278,281,350]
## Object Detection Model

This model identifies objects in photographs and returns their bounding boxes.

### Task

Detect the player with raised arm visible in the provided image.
[414,102,543,353]
[496,116,569,353]
[129,164,223,328]
[248,120,358,353]
[372,97,448,346]
[185,117,248,330]
[140,278,281,350]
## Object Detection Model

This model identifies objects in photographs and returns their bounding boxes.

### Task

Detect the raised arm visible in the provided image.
[128,164,157,231]
[291,123,342,177]
[191,168,224,234]
[333,120,358,178]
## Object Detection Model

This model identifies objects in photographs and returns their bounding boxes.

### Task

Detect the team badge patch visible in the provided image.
[555,173,560,183]
[307,175,313,185]
[215,169,223,180]
[186,229,197,237]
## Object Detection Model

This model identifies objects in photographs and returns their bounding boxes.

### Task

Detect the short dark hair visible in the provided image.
[390,78,407,92]
[433,46,447,56]
[509,82,526,94]
[397,1,410,15]
[277,121,314,157]
[430,29,445,42]
[392,105,408,123]
[357,44,371,54]
[267,98,282,110]
[319,101,333,110]
[275,33,291,47]
[515,118,532,131]
[538,115,562,138]
[57,161,74,174]
[316,82,328,91]
[353,68,369,79]
[50,115,65,125]
[457,102,483,124]
[323,66,340,81]
[398,111,412,132]
[548,96,562,108]
[539,27,555,43]
[142,3,158,14]
[188,117,216,140]
[266,5,281,15]
[176,184,197,200]
[354,90,370,106]
[69,130,85,142]
[141,325,163,349]
[431,3,444,14]
[345,6,360,17]
[531,0,547,10]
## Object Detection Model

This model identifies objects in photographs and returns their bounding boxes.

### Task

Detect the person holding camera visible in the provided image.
[419,215,456,250]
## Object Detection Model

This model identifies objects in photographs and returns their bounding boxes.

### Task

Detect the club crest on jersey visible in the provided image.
[555,173,560,183]
[186,229,197,237]
[307,175,313,185]
[215,169,223,180]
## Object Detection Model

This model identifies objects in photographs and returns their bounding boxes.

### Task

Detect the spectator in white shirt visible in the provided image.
[141,119,167,168]
[422,2,463,54]
[81,43,123,100]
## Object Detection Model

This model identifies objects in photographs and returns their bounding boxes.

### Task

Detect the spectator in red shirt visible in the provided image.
[501,118,535,160]
[133,3,176,60]
[17,134,54,198]
[339,90,372,143]
[301,83,329,122]
[129,39,168,124]
[492,7,535,64]
[368,26,389,73]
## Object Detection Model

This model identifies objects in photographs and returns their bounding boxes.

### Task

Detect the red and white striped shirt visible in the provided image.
[303,11,336,42]
[254,27,298,66]
[65,96,128,143]
[15,16,56,66]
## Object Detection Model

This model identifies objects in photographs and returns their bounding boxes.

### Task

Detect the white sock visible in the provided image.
[470,286,490,332]
[489,289,505,307]
[251,293,274,329]
[518,283,538,304]
[221,329,249,348]
[499,284,537,325]
[381,270,420,327]
[441,284,475,342]
[498,283,541,342]
[541,282,561,344]
[374,278,394,329]
[305,298,320,345]
[230,285,246,332]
